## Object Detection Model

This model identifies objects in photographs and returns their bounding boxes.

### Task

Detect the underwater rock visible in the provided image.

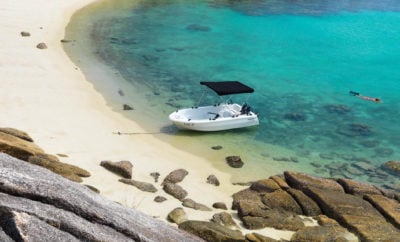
[310,162,322,168]
[337,123,372,137]
[319,152,336,160]
[352,161,375,172]
[186,24,211,32]
[359,140,379,148]
[211,145,223,150]
[123,104,134,110]
[374,147,394,157]
[226,156,244,168]
[283,112,306,121]
[324,104,351,114]
[383,161,400,175]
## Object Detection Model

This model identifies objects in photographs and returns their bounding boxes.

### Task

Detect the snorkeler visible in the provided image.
[349,91,381,103]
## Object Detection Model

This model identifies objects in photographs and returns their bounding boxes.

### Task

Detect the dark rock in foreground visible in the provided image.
[0,153,202,241]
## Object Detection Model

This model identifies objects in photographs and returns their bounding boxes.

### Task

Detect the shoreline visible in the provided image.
[0,0,293,239]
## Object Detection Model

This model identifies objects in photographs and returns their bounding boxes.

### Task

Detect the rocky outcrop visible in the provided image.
[179,221,245,242]
[100,160,133,179]
[0,153,202,241]
[162,168,188,185]
[286,188,321,216]
[0,128,90,183]
[336,178,382,196]
[284,171,344,192]
[364,194,400,229]
[119,178,158,193]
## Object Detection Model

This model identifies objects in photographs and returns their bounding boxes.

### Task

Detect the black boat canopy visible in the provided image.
[200,81,254,96]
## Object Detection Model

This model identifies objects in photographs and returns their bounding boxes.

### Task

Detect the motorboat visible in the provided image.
[169,81,259,131]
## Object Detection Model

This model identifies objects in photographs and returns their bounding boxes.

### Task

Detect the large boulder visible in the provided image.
[304,186,400,241]
[232,188,263,210]
[364,194,400,229]
[284,171,344,192]
[260,189,303,215]
[162,168,188,185]
[100,160,133,179]
[179,220,245,242]
[0,153,202,241]
[286,188,322,216]
[241,209,304,231]
[250,178,280,193]
[336,178,382,197]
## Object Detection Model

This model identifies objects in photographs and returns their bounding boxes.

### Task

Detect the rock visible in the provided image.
[154,196,167,203]
[344,165,364,176]
[0,127,33,142]
[304,186,400,241]
[316,214,340,226]
[163,183,188,201]
[336,178,382,197]
[284,171,344,192]
[359,140,379,148]
[269,175,290,190]
[364,194,400,229]
[211,145,223,150]
[0,211,80,242]
[310,162,321,168]
[0,131,44,161]
[84,184,100,193]
[162,168,188,185]
[119,178,157,193]
[182,198,212,211]
[36,42,47,49]
[0,153,202,241]
[374,147,394,157]
[100,160,132,179]
[232,188,263,210]
[241,210,304,231]
[212,202,228,210]
[186,24,211,32]
[20,31,31,37]
[226,156,244,168]
[60,39,74,43]
[150,172,160,182]
[245,233,278,242]
[383,161,400,175]
[210,212,239,230]
[283,112,306,121]
[337,123,372,137]
[324,104,351,114]
[250,178,280,193]
[28,154,90,183]
[206,174,220,186]
[167,208,187,225]
[286,188,322,216]
[179,221,245,242]
[290,225,353,242]
[123,104,134,110]
[352,161,375,172]
[261,189,303,215]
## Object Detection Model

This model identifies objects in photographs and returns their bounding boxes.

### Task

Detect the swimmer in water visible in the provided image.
[349,91,381,103]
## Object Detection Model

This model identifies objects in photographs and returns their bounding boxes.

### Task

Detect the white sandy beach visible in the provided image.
[0,0,293,239]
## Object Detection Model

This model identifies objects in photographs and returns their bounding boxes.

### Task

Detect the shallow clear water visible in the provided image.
[65,0,400,186]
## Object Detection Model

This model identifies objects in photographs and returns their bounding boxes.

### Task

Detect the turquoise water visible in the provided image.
[66,0,400,186]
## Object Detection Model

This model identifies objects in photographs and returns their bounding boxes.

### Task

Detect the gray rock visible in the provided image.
[119,178,158,193]
[36,42,47,49]
[162,169,188,185]
[182,198,212,211]
[250,178,280,193]
[179,221,245,242]
[167,207,187,225]
[206,174,220,186]
[150,172,160,182]
[0,210,80,242]
[154,196,167,203]
[163,183,188,201]
[100,160,133,179]
[226,156,244,168]
[261,189,303,215]
[291,225,353,242]
[0,153,202,241]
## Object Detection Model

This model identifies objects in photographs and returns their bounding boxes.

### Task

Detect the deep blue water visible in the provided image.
[66,0,400,186]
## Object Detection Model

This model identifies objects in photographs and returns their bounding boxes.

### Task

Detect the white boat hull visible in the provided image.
[169,104,259,131]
